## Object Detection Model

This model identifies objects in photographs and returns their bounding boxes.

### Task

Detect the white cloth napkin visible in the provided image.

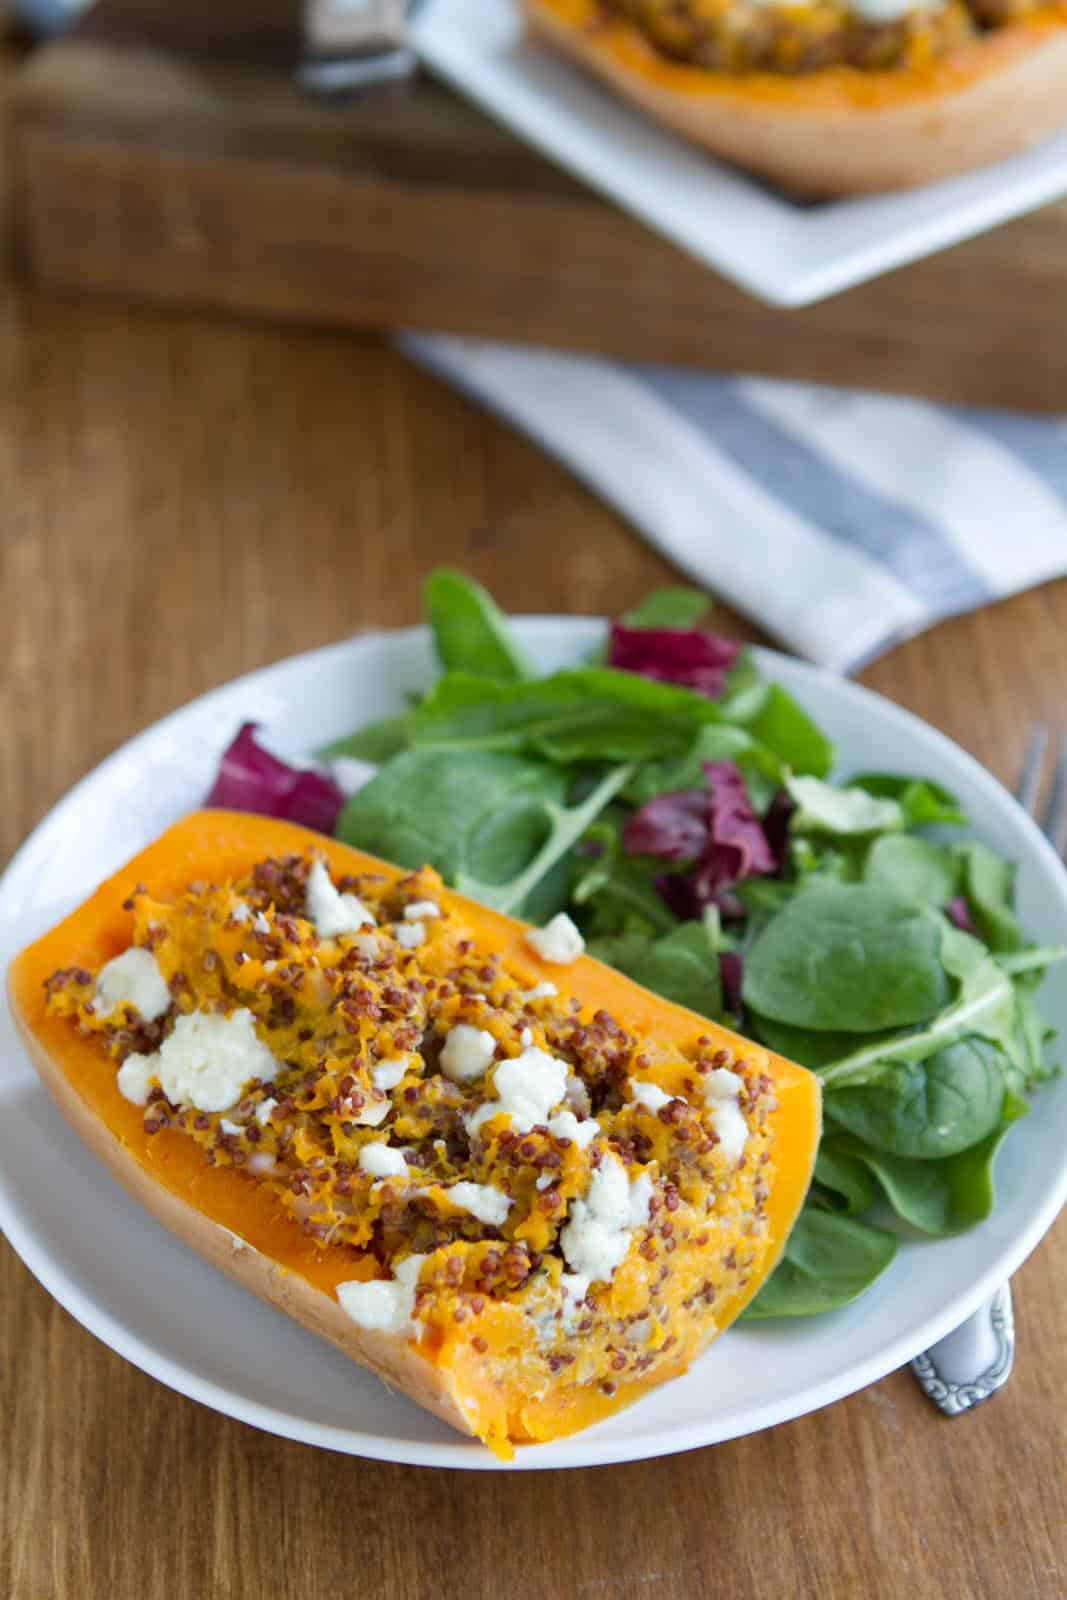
[402,332,1067,672]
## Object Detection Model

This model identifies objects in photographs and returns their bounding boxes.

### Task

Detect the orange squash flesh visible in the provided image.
[522,0,1067,195]
[8,810,821,1455]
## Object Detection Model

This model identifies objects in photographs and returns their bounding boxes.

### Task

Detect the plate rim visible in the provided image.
[2,618,1066,1470]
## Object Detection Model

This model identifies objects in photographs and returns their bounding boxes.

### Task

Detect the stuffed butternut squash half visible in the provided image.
[8,811,820,1456]
[523,0,1067,194]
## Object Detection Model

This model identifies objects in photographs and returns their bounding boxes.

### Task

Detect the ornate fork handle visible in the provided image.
[910,1285,1015,1416]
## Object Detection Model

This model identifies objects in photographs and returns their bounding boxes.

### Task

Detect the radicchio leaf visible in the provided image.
[626,761,781,923]
[691,761,776,898]
[945,895,979,937]
[719,952,744,1017]
[608,623,742,699]
[205,722,345,835]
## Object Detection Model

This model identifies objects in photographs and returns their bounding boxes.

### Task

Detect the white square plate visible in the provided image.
[412,0,1067,307]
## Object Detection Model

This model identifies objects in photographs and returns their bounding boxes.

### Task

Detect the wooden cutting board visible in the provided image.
[10,0,1067,411]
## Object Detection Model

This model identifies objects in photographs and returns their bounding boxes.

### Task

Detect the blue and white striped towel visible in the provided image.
[403,333,1067,673]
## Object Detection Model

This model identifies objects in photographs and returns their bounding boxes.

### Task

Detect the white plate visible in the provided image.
[2,620,1065,1470]
[413,0,1067,308]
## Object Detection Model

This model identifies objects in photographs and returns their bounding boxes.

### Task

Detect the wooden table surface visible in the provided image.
[1,37,1066,1600]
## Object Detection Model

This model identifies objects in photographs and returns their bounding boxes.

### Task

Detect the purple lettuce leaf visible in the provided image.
[691,761,777,899]
[608,623,742,699]
[205,722,345,835]
[622,787,708,860]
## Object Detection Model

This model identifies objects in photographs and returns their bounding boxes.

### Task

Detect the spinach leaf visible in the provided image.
[748,1013,871,1070]
[622,587,711,629]
[849,773,968,828]
[811,1142,879,1217]
[742,1206,898,1318]
[817,924,1017,1088]
[864,835,960,908]
[319,715,410,764]
[824,1037,1005,1159]
[588,921,723,1019]
[337,750,630,918]
[955,841,1024,952]
[713,651,767,725]
[742,883,949,1033]
[732,682,835,779]
[786,775,903,838]
[410,668,729,763]
[831,1093,1028,1236]
[424,568,531,681]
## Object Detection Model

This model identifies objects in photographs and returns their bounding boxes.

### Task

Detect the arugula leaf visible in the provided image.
[742,1206,898,1318]
[786,775,904,838]
[811,1142,879,1217]
[571,817,678,936]
[319,715,410,764]
[955,841,1024,952]
[732,683,836,779]
[424,568,531,681]
[864,835,960,908]
[587,921,723,1019]
[830,1093,1028,1236]
[622,587,712,629]
[824,1037,1006,1160]
[410,668,731,763]
[742,883,949,1033]
[849,773,968,828]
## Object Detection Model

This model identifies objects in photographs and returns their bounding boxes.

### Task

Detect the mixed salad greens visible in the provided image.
[207,571,1061,1317]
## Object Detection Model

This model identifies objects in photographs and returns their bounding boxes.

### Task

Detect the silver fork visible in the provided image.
[910,726,1067,1415]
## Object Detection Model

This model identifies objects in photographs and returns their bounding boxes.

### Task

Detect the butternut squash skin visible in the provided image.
[522,0,1067,195]
[8,810,821,1453]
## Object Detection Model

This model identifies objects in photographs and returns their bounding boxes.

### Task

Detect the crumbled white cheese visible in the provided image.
[353,932,381,961]
[559,1154,654,1283]
[393,920,425,949]
[520,1027,533,1049]
[220,1118,243,1136]
[155,1008,277,1113]
[560,1272,591,1334]
[701,1068,748,1164]
[306,859,375,938]
[521,981,558,1002]
[705,1067,745,1101]
[231,900,251,924]
[440,1025,497,1085]
[525,913,585,965]
[337,1254,427,1335]
[565,1074,591,1117]
[116,1052,157,1106]
[547,1109,599,1149]
[371,1057,410,1092]
[467,1047,569,1136]
[629,1079,677,1114]
[252,912,271,935]
[95,948,171,1023]
[254,1097,278,1127]
[248,1152,277,1176]
[536,1173,554,1191]
[351,1096,390,1126]
[404,900,441,921]
[359,1142,409,1179]
[445,1181,512,1227]
[709,1100,749,1165]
